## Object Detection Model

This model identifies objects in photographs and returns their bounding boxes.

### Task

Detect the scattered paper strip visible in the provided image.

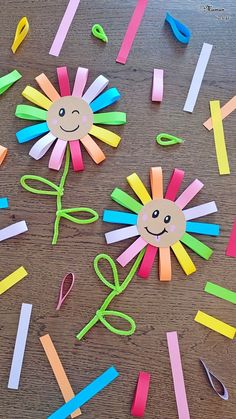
[226,218,236,257]
[194,310,235,339]
[203,96,236,131]
[210,100,230,175]
[131,371,151,417]
[0,145,8,165]
[205,282,236,304]
[0,197,9,209]
[0,267,27,296]
[0,220,28,242]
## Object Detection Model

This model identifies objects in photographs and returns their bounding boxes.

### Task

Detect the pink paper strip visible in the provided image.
[152,69,164,102]
[49,0,81,57]
[167,331,190,419]
[57,67,71,96]
[165,169,185,201]
[72,67,89,97]
[117,236,146,267]
[226,218,236,258]
[183,201,217,221]
[49,139,67,170]
[116,0,148,65]
[56,272,75,310]
[82,75,109,104]
[105,225,139,244]
[175,179,204,209]
[138,244,158,279]
[69,140,84,171]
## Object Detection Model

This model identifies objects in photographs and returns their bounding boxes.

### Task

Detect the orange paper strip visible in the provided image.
[150,167,163,199]
[0,145,7,165]
[203,96,236,130]
[40,334,81,418]
[159,247,172,281]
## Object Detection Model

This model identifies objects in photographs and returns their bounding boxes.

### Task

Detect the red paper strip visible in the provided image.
[226,218,236,257]
[131,371,151,417]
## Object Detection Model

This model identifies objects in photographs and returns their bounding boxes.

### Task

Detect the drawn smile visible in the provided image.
[145,227,167,237]
[60,123,80,133]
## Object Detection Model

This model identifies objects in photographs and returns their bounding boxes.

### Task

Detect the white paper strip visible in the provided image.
[0,221,28,242]
[82,75,109,104]
[105,225,139,244]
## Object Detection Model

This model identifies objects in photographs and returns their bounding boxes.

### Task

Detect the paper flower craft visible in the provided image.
[15,66,126,170]
[15,67,126,244]
[103,168,220,280]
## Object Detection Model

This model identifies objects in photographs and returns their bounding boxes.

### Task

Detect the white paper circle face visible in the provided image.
[137,199,186,247]
[47,96,93,141]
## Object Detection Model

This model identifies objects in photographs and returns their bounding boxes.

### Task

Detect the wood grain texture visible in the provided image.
[0,0,236,418]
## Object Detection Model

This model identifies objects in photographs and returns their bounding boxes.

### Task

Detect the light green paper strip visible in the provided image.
[93,112,126,125]
[111,187,143,214]
[180,232,213,260]
[0,70,22,94]
[205,282,236,304]
[15,105,47,121]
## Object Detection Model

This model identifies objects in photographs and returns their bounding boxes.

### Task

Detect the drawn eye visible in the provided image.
[164,215,171,223]
[152,210,159,218]
[59,108,65,117]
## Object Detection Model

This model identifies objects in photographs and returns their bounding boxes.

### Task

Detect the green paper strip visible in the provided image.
[93,112,126,125]
[111,188,143,214]
[0,70,22,95]
[15,105,47,121]
[156,132,184,146]
[205,282,236,304]
[181,232,213,260]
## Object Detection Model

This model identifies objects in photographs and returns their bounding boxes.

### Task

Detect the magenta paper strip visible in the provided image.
[49,0,81,57]
[226,218,236,258]
[116,0,148,64]
[167,331,190,419]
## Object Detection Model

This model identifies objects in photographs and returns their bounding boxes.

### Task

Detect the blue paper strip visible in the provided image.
[0,197,9,209]
[165,12,191,44]
[16,122,49,144]
[186,221,220,236]
[90,88,121,113]
[48,366,119,419]
[103,209,138,225]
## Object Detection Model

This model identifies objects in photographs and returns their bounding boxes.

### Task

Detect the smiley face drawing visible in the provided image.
[47,96,94,141]
[137,198,186,247]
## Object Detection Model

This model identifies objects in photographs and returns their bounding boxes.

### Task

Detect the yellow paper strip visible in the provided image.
[195,310,236,339]
[171,241,196,275]
[89,125,121,147]
[0,266,27,295]
[22,86,52,110]
[127,173,151,205]
[210,100,230,175]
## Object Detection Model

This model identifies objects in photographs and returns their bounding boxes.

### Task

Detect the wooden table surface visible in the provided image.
[0,1,236,418]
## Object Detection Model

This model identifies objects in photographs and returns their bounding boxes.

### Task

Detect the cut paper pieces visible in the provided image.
[167,331,190,419]
[131,371,151,417]
[200,359,229,401]
[116,0,148,64]
[0,220,28,242]
[156,133,184,146]
[205,282,236,304]
[194,311,235,339]
[16,66,125,169]
[40,334,81,418]
[11,17,29,53]
[0,197,8,209]
[92,24,108,43]
[8,303,32,390]
[0,70,22,95]
[203,96,236,131]
[0,266,27,296]
[152,69,163,102]
[226,218,236,257]
[0,145,8,165]
[77,250,144,340]
[103,167,219,280]
[49,0,81,57]
[165,12,191,44]
[210,100,230,175]
[56,272,75,310]
[183,42,213,113]
[48,366,119,419]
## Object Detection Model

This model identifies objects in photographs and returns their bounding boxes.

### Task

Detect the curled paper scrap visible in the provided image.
[0,145,8,165]
[48,366,119,419]
[8,303,32,390]
[200,359,229,400]
[0,70,22,95]
[11,17,29,53]
[21,146,98,245]
[165,12,191,44]
[0,220,28,242]
[56,272,75,310]
[226,218,236,258]
[76,249,145,340]
[131,371,151,417]
[0,266,27,296]
[0,197,8,209]
[92,24,108,43]
[156,133,184,146]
